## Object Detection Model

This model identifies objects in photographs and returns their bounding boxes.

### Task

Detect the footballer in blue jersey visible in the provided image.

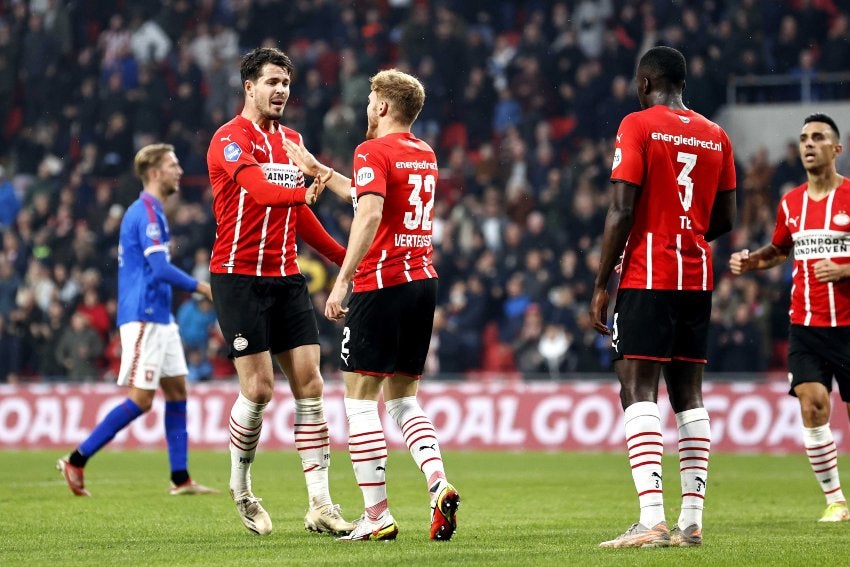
[57,144,217,497]
[116,191,184,325]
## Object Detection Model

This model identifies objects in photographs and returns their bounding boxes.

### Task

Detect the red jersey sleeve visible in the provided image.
[296,206,346,266]
[718,129,737,191]
[209,125,306,207]
[353,141,390,199]
[771,198,794,249]
[208,126,259,180]
[235,166,307,207]
[610,112,646,187]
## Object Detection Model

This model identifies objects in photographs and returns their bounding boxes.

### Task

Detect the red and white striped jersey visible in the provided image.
[350,132,439,292]
[772,179,850,327]
[611,105,736,291]
[207,115,306,276]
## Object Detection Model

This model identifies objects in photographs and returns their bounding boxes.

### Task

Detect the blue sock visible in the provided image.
[78,399,144,459]
[165,400,189,484]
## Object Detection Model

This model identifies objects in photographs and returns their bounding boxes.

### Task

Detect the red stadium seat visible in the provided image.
[440,122,468,150]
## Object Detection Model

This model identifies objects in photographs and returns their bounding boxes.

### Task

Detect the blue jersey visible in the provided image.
[117,192,185,325]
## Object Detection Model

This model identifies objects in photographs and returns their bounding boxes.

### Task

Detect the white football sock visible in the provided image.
[345,398,388,520]
[385,396,447,499]
[229,392,266,498]
[676,407,710,530]
[294,397,331,508]
[803,424,845,504]
[624,401,665,528]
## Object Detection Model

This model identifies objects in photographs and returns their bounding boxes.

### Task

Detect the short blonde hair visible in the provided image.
[134,143,175,182]
[370,69,425,126]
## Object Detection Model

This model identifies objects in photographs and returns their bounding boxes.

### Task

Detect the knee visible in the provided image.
[302,370,324,396]
[241,375,274,405]
[619,383,657,409]
[799,397,830,425]
[294,367,324,399]
[133,396,154,413]
[667,390,703,414]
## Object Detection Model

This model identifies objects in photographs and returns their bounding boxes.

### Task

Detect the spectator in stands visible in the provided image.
[0,167,20,230]
[0,1,841,381]
[33,299,69,381]
[0,256,20,316]
[176,295,217,352]
[0,312,18,383]
[56,312,103,382]
[538,323,571,378]
[715,303,764,372]
[75,288,111,343]
[186,347,213,383]
[129,10,171,65]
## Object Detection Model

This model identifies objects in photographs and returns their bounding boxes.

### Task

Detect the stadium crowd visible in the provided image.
[1,0,849,383]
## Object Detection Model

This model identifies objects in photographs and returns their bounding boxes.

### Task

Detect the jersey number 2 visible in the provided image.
[403,174,435,231]
[676,152,697,212]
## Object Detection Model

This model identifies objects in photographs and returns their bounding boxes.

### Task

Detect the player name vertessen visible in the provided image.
[792,230,850,259]
[651,132,723,151]
[394,233,432,247]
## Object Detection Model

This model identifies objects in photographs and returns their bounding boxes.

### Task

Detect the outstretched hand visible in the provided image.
[282,138,320,177]
[305,177,324,205]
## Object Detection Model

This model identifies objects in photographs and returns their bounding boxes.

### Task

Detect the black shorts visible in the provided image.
[611,289,712,363]
[341,279,437,377]
[788,325,850,401]
[210,273,319,358]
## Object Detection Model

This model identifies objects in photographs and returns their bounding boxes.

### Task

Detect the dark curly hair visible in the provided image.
[240,47,294,85]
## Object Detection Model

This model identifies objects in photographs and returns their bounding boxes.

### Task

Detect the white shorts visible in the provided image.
[117,321,188,390]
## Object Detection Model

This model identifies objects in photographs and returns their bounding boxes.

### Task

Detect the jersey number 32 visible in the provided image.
[403,174,435,231]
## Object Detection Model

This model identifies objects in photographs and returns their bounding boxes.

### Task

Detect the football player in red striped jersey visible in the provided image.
[592,46,736,548]
[731,113,850,523]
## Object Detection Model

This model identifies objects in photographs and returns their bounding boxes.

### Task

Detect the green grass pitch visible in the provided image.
[2,450,847,566]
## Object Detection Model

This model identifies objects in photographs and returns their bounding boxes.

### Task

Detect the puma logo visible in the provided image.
[376,466,385,471]
[220,135,232,142]
[356,153,369,161]
[650,471,662,488]
[340,354,350,364]
[419,444,436,451]
[695,476,705,492]
[788,216,798,227]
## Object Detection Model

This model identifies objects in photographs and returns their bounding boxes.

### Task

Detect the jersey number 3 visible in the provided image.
[676,152,697,212]
[403,174,435,231]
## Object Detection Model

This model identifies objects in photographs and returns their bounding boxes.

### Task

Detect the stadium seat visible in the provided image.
[440,122,468,151]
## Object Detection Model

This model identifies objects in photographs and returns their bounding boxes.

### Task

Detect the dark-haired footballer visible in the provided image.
[590,45,737,548]
[731,113,850,524]
[206,46,353,537]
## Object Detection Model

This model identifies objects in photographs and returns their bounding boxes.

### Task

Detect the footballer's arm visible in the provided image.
[590,180,638,335]
[730,243,790,275]
[325,194,383,321]
[281,138,353,201]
